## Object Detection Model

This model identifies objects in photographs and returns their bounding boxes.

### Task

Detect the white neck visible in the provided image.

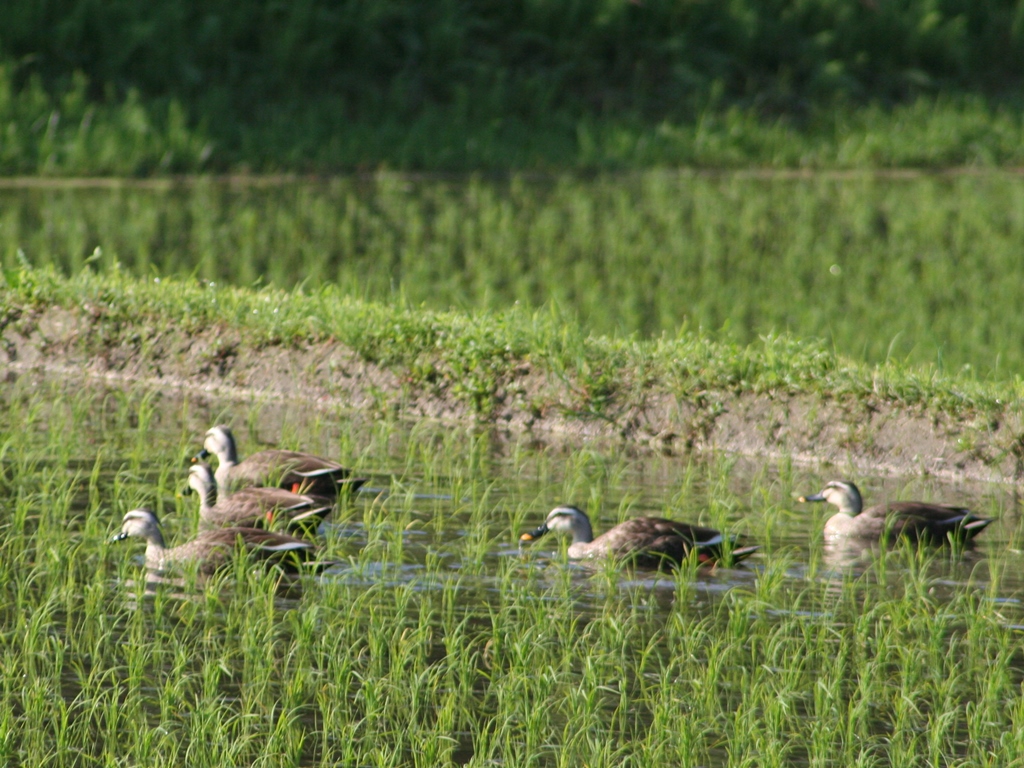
[215,448,238,469]
[214,464,234,493]
[196,482,217,511]
[567,513,594,544]
[145,540,169,568]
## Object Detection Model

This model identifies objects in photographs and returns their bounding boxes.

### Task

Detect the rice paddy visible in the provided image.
[2,375,1024,766]
[2,170,1023,766]
[4,171,1024,374]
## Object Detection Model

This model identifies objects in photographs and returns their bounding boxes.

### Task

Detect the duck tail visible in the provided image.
[962,516,994,538]
[728,544,761,564]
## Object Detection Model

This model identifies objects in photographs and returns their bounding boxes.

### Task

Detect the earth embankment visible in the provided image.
[4,302,1021,484]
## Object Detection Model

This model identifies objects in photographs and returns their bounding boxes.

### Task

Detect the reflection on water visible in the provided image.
[821,538,876,571]
[13,371,1024,609]
[68,373,1021,605]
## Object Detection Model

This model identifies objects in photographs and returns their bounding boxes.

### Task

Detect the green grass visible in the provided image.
[0,376,1021,766]
[1,264,1021,427]
[5,172,1024,375]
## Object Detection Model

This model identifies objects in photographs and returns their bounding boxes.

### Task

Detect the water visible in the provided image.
[3,373,1024,764]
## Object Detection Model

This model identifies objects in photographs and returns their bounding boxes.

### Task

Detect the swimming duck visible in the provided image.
[111,508,321,574]
[798,480,993,544]
[185,461,335,533]
[195,425,361,497]
[519,505,759,568]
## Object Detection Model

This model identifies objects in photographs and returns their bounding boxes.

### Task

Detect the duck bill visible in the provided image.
[192,449,210,463]
[798,492,826,503]
[519,524,549,542]
[110,531,129,543]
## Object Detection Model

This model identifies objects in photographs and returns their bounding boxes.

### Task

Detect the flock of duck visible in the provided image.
[112,425,995,575]
[112,425,366,574]
[517,479,992,568]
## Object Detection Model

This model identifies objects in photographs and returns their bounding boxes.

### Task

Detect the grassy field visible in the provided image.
[0,375,1022,766]
[5,172,1024,375]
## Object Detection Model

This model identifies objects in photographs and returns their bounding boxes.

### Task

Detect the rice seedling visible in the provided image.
[0,375,1021,766]
[5,172,1024,375]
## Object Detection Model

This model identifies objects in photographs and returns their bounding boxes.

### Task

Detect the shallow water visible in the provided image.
[3,374,1024,766]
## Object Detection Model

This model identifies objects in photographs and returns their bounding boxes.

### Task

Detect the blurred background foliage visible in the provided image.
[2,0,1024,172]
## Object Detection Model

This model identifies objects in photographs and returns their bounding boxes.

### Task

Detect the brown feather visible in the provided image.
[113,509,322,575]
[800,480,993,544]
[522,506,758,569]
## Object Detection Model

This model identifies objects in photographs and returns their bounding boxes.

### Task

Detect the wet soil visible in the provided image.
[3,305,1022,483]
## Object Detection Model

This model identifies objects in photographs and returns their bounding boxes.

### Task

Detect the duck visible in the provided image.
[184,461,334,533]
[111,508,321,574]
[798,480,993,544]
[195,424,363,497]
[519,505,759,568]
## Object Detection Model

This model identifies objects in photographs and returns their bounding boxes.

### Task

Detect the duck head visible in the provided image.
[195,424,238,464]
[798,480,863,516]
[520,505,594,545]
[111,508,165,546]
[184,462,218,506]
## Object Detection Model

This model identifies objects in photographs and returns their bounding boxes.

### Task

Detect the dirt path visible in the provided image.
[4,305,1022,483]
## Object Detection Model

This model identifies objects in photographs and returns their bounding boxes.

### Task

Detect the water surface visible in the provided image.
[2,375,1023,765]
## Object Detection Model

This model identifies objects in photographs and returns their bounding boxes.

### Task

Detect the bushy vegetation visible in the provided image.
[0,68,213,175]
[3,1,1024,172]
[8,0,1024,116]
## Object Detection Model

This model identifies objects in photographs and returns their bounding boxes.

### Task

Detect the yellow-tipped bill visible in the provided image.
[519,523,549,543]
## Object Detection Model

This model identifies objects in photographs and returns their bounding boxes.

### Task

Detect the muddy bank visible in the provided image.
[3,305,1022,483]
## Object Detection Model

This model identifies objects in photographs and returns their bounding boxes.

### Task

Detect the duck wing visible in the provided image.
[230,486,326,511]
[230,487,337,530]
[598,517,757,567]
[200,488,335,533]
[232,450,354,495]
[872,502,993,543]
[196,527,320,570]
